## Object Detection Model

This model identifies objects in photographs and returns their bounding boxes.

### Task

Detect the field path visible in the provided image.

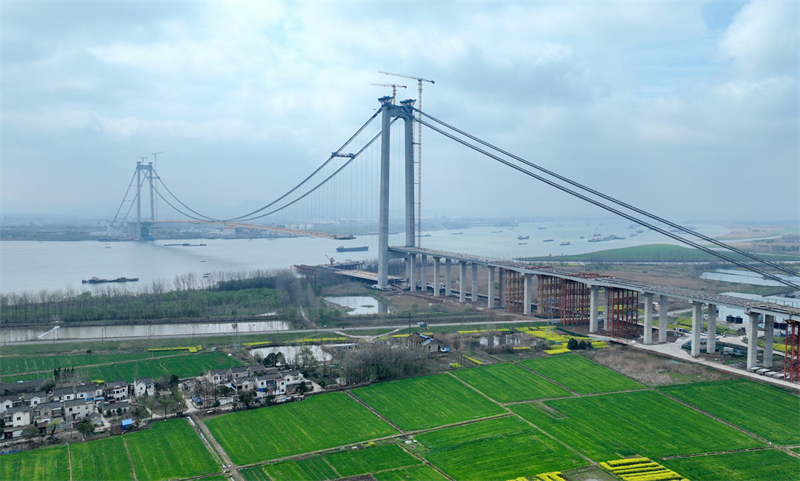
[514,362,581,396]
[659,445,780,460]
[345,391,405,433]
[397,444,455,481]
[66,443,73,481]
[121,438,138,481]
[658,391,769,444]
[193,416,243,481]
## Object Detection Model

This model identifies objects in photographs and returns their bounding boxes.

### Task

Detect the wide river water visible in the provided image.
[0,220,729,295]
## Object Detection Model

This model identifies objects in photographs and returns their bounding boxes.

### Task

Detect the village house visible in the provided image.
[132,378,155,398]
[105,380,128,403]
[0,379,46,396]
[0,396,15,414]
[63,399,93,421]
[35,401,63,423]
[4,406,33,429]
[228,366,249,381]
[207,369,228,385]
[76,384,102,401]
[52,386,76,402]
[22,391,47,408]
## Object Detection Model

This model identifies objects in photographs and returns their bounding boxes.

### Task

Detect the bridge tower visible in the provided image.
[377,96,415,289]
[133,161,156,241]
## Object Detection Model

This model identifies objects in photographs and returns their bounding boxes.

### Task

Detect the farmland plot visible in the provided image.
[419,418,587,481]
[323,444,418,477]
[82,351,241,383]
[262,457,337,481]
[124,419,219,480]
[661,449,800,481]
[521,355,644,394]
[414,416,529,450]
[510,391,763,460]
[452,363,571,402]
[0,352,156,378]
[662,380,800,445]
[351,374,505,430]
[0,445,70,481]
[205,392,397,465]
[373,465,448,481]
[70,436,134,481]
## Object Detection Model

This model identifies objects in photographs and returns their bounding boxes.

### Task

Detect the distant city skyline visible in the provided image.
[1,1,798,223]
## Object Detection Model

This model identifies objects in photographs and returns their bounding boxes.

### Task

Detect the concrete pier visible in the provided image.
[499,269,506,308]
[523,274,532,316]
[659,295,668,343]
[487,267,495,308]
[764,314,774,368]
[589,286,599,333]
[377,100,392,289]
[747,312,759,370]
[420,255,428,292]
[707,303,717,354]
[471,263,479,302]
[408,254,416,291]
[445,259,452,297]
[691,302,702,357]
[432,257,440,297]
[458,261,467,303]
[644,294,654,345]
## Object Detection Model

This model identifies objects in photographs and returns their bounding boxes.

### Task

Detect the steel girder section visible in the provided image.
[785,321,800,382]
[537,275,562,318]
[607,287,639,339]
[561,279,590,325]
[504,269,524,313]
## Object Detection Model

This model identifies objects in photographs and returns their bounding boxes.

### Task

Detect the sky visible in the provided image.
[1,1,798,224]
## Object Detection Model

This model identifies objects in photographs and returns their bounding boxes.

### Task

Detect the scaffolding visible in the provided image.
[785,321,800,382]
[607,287,639,338]
[561,280,590,326]
[537,275,562,318]
[504,270,524,313]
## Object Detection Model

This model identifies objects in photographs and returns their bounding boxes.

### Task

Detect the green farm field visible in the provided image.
[0,352,158,378]
[69,436,134,481]
[662,380,800,445]
[521,355,644,394]
[661,449,800,481]
[351,374,505,431]
[511,391,764,460]
[124,419,219,480]
[261,457,337,481]
[373,465,448,481]
[418,417,587,481]
[0,445,70,481]
[205,392,396,465]
[452,363,571,402]
[323,444,418,478]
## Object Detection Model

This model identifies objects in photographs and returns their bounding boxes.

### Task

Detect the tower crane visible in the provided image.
[378,71,435,248]
[371,83,407,104]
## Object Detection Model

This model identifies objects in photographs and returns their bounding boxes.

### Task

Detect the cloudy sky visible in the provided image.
[1,1,798,224]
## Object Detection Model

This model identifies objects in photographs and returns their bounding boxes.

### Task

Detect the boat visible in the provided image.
[580,236,585,239]
[538,225,546,230]
[588,237,601,243]
[422,233,431,237]
[559,241,570,246]
[543,239,554,242]
[451,232,464,235]
[82,277,139,284]
[491,230,503,233]
[518,242,528,245]
[517,235,529,240]
[336,246,368,252]
[164,243,207,247]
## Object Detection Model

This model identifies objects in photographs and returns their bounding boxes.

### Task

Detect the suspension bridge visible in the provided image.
[110,95,800,381]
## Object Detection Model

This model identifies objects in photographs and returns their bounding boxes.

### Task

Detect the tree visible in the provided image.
[296,382,308,395]
[264,352,277,367]
[75,419,93,437]
[567,338,579,350]
[578,340,587,350]
[169,374,180,388]
[238,391,255,408]
[21,425,39,441]
[47,420,59,435]
[297,346,316,371]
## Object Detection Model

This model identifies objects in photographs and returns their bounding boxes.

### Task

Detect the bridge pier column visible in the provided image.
[523,274,532,316]
[487,267,495,308]
[707,304,717,354]
[659,295,668,343]
[445,259,452,297]
[499,269,506,309]
[471,264,479,302]
[458,262,467,303]
[644,294,654,345]
[764,314,774,368]
[691,302,702,357]
[747,312,759,370]
[589,286,599,333]
[377,98,393,289]
[408,254,416,291]
[433,258,440,297]
[420,255,428,293]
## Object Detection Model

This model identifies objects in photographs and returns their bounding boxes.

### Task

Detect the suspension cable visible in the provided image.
[415,107,799,279]
[415,115,799,289]
[119,174,149,225]
[111,170,137,225]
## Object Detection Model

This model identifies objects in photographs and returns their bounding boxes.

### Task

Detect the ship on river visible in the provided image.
[336,246,369,252]
[82,277,139,284]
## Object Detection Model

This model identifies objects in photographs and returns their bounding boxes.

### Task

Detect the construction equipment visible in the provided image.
[325,254,335,265]
[371,83,407,104]
[378,71,434,248]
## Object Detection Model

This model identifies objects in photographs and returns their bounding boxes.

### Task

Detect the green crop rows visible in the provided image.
[262,457,337,481]
[511,391,763,460]
[206,392,397,465]
[0,445,70,481]
[521,355,644,394]
[418,417,587,480]
[351,374,505,430]
[0,352,158,378]
[662,380,800,445]
[324,444,418,477]
[661,449,800,481]
[373,465,448,481]
[0,419,217,481]
[452,363,571,402]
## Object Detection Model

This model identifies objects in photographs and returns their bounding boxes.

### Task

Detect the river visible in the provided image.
[0,220,729,295]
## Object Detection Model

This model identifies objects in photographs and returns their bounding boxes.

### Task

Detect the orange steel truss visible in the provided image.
[785,321,800,382]
[504,270,524,313]
[607,287,639,338]
[537,275,562,318]
[561,279,590,325]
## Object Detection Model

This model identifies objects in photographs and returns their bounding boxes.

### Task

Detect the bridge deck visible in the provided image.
[390,246,800,320]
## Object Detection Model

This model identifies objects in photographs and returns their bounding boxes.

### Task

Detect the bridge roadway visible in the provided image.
[389,245,800,375]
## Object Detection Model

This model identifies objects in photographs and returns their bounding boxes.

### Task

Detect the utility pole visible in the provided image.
[379,71,434,248]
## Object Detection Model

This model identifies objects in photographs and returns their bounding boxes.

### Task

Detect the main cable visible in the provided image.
[111,170,137,225]
[415,108,799,279]
[415,115,799,289]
